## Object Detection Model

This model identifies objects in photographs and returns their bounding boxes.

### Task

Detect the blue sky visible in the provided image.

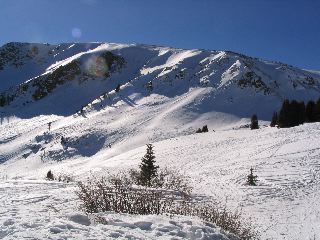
[0,0,319,70]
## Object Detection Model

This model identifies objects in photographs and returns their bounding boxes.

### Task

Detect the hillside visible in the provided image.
[1,120,320,239]
[1,42,320,239]
[0,42,320,120]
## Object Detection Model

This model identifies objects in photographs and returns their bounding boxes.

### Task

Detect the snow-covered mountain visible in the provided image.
[1,42,319,119]
[1,42,320,240]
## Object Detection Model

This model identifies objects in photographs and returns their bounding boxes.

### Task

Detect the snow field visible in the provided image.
[0,180,236,240]
[1,119,320,239]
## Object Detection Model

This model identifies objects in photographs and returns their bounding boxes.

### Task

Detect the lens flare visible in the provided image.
[85,56,109,77]
[72,28,82,38]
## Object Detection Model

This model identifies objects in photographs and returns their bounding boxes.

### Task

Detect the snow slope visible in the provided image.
[1,42,320,239]
[1,114,320,239]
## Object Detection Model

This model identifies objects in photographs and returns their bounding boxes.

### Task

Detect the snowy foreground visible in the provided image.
[1,116,320,239]
[0,180,236,240]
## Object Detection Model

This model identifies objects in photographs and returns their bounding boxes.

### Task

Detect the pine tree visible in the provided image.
[202,125,208,132]
[278,100,306,128]
[46,170,54,180]
[316,98,320,121]
[247,167,258,186]
[297,101,306,125]
[306,100,316,122]
[270,112,278,127]
[289,100,299,127]
[139,144,159,187]
[278,99,290,128]
[250,114,259,130]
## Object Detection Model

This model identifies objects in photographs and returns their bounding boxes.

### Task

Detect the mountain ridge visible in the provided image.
[0,41,320,120]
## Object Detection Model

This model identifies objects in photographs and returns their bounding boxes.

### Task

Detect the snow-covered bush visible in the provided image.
[76,172,257,239]
[152,168,193,195]
[128,167,192,196]
[57,172,74,183]
[173,202,258,240]
[76,175,177,215]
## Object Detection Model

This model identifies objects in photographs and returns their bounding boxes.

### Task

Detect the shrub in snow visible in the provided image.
[57,172,74,183]
[250,114,259,130]
[247,167,258,186]
[76,172,257,239]
[46,170,54,180]
[75,144,257,239]
[153,168,193,195]
[76,174,177,215]
[129,168,192,195]
[138,144,159,187]
[173,202,258,240]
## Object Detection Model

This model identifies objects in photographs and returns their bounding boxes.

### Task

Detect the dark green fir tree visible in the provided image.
[247,167,258,186]
[139,144,159,187]
[250,114,259,130]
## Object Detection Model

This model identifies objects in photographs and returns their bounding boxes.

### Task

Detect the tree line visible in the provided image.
[271,98,320,128]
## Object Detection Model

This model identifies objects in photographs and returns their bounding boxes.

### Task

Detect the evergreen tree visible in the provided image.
[270,112,278,127]
[139,144,159,187]
[306,100,316,122]
[250,114,259,130]
[46,170,54,180]
[278,100,305,128]
[247,167,258,186]
[278,99,290,128]
[196,128,202,133]
[288,100,304,127]
[202,125,208,132]
[297,101,306,125]
[316,98,320,121]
